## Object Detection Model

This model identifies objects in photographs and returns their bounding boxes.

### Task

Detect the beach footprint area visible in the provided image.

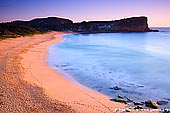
[0,32,74,113]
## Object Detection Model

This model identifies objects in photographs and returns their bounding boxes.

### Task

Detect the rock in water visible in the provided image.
[110,98,128,104]
[127,98,133,102]
[145,100,159,109]
[157,100,169,105]
[118,95,124,99]
[113,86,122,90]
[134,102,144,105]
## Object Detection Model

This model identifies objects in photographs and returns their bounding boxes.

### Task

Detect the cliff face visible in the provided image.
[72,16,152,32]
[111,17,150,32]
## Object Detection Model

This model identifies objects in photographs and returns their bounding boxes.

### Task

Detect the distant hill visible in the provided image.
[0,17,73,39]
[0,16,158,39]
[28,17,73,31]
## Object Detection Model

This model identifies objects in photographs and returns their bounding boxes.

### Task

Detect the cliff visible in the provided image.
[72,16,156,32]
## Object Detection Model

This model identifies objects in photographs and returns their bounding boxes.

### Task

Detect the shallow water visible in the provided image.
[48,28,170,108]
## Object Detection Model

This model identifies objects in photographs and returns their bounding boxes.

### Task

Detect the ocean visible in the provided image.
[48,28,170,108]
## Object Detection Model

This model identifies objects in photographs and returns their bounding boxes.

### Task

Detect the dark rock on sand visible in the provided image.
[157,100,169,105]
[164,109,170,113]
[145,100,159,109]
[125,108,131,112]
[134,105,144,110]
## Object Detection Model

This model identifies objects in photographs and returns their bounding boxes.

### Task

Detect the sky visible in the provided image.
[0,0,170,27]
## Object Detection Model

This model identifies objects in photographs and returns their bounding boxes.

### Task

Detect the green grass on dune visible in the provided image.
[0,25,48,39]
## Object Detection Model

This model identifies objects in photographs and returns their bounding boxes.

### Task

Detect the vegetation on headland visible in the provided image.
[0,24,42,39]
[0,17,72,39]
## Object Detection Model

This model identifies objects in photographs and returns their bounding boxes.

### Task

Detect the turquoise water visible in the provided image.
[48,28,170,108]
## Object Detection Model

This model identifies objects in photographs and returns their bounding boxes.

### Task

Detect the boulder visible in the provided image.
[118,95,124,99]
[113,86,122,90]
[145,100,159,109]
[134,105,144,110]
[164,109,170,113]
[127,98,133,102]
[125,108,131,112]
[110,98,128,104]
[134,102,144,105]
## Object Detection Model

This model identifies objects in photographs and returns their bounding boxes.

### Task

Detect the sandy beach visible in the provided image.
[0,32,74,113]
[0,32,159,113]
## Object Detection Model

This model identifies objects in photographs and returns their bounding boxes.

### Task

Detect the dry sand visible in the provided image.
[0,32,74,113]
[0,32,158,113]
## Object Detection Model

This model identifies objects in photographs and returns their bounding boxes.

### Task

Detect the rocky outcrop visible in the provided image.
[72,16,156,32]
[145,100,159,109]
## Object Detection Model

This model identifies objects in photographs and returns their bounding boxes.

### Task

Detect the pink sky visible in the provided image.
[0,0,170,27]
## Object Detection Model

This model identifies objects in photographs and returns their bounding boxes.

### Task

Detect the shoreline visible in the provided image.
[21,32,127,112]
[47,32,168,110]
